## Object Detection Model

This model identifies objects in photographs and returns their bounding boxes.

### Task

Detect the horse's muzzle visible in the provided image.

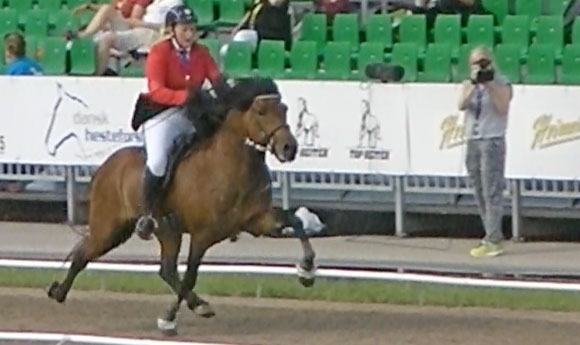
[282,142,297,162]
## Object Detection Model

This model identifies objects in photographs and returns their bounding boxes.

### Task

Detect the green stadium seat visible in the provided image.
[257,40,285,78]
[69,38,95,75]
[391,42,418,82]
[365,14,392,50]
[65,0,87,10]
[199,38,220,62]
[548,0,571,16]
[77,12,93,28]
[0,9,19,36]
[223,41,253,77]
[572,18,580,45]
[453,43,475,82]
[466,15,494,48]
[216,0,245,26]
[433,15,461,58]
[120,64,144,78]
[514,0,542,18]
[6,0,33,12]
[300,13,327,52]
[37,37,67,75]
[52,10,80,36]
[0,40,4,68]
[25,35,38,59]
[418,43,451,82]
[332,14,359,51]
[286,40,318,79]
[357,42,384,77]
[319,41,351,80]
[185,0,214,27]
[399,15,426,51]
[494,44,521,83]
[501,15,530,56]
[24,9,49,38]
[481,0,508,24]
[559,44,580,84]
[524,43,555,84]
[37,0,63,13]
[535,16,564,56]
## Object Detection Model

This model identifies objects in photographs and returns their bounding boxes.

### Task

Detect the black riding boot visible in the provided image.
[135,167,163,241]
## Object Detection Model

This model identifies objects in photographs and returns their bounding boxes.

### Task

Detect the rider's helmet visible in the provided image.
[165,4,197,28]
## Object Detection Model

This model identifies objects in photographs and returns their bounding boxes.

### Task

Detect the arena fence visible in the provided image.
[1,259,580,292]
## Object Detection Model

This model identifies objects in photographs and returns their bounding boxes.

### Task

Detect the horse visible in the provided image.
[46,77,319,335]
[358,99,381,149]
[294,97,320,147]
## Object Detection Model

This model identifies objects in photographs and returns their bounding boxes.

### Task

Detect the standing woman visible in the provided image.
[131,4,227,241]
[457,46,513,258]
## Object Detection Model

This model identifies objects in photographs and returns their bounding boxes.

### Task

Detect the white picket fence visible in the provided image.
[1,259,580,292]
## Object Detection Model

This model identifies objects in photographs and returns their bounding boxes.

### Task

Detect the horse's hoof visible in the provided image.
[298,276,316,288]
[193,303,216,318]
[157,318,177,336]
[46,281,65,303]
[296,264,316,288]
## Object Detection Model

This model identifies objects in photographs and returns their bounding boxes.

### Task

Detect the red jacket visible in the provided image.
[145,38,221,106]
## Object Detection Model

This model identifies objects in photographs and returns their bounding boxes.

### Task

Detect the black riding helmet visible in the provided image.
[165,4,198,28]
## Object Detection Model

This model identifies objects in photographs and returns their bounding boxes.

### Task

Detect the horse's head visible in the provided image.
[226,77,298,163]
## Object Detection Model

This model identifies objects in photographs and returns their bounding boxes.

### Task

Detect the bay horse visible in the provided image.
[46,77,319,335]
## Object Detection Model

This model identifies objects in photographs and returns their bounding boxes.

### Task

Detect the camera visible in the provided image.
[472,59,495,83]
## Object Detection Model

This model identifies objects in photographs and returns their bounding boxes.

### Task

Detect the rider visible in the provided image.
[132,4,226,241]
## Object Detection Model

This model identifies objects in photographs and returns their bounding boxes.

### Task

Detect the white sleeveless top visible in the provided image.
[143,0,184,25]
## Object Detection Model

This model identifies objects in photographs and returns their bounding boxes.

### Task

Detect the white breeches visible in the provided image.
[219,29,259,57]
[142,107,193,177]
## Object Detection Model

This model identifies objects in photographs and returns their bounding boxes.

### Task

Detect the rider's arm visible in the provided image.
[202,49,229,98]
[145,44,188,106]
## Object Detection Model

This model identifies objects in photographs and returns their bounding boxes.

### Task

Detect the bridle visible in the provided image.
[244,94,290,153]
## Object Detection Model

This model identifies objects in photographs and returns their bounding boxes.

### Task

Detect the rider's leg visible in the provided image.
[136,108,193,240]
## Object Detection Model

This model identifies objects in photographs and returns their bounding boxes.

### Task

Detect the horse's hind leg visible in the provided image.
[47,219,134,303]
[157,226,215,318]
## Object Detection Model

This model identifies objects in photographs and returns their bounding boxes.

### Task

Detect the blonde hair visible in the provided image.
[469,45,500,72]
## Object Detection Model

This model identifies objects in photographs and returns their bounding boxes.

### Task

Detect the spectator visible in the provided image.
[69,0,182,76]
[315,0,351,24]
[4,32,43,76]
[389,0,488,27]
[457,46,513,258]
[1,33,45,193]
[220,0,292,58]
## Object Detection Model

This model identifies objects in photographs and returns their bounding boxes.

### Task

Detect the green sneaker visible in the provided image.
[470,243,503,258]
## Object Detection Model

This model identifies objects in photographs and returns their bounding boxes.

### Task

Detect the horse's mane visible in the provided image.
[183,76,281,144]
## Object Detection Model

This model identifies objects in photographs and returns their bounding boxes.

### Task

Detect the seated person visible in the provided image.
[71,0,183,76]
[1,32,44,193]
[220,0,292,58]
[4,32,43,76]
[389,0,487,26]
[314,0,352,24]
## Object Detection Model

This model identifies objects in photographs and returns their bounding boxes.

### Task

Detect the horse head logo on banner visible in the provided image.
[44,82,142,163]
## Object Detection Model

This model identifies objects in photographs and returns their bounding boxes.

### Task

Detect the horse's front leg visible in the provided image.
[157,240,206,336]
[283,211,317,287]
[156,225,215,319]
[247,212,317,288]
